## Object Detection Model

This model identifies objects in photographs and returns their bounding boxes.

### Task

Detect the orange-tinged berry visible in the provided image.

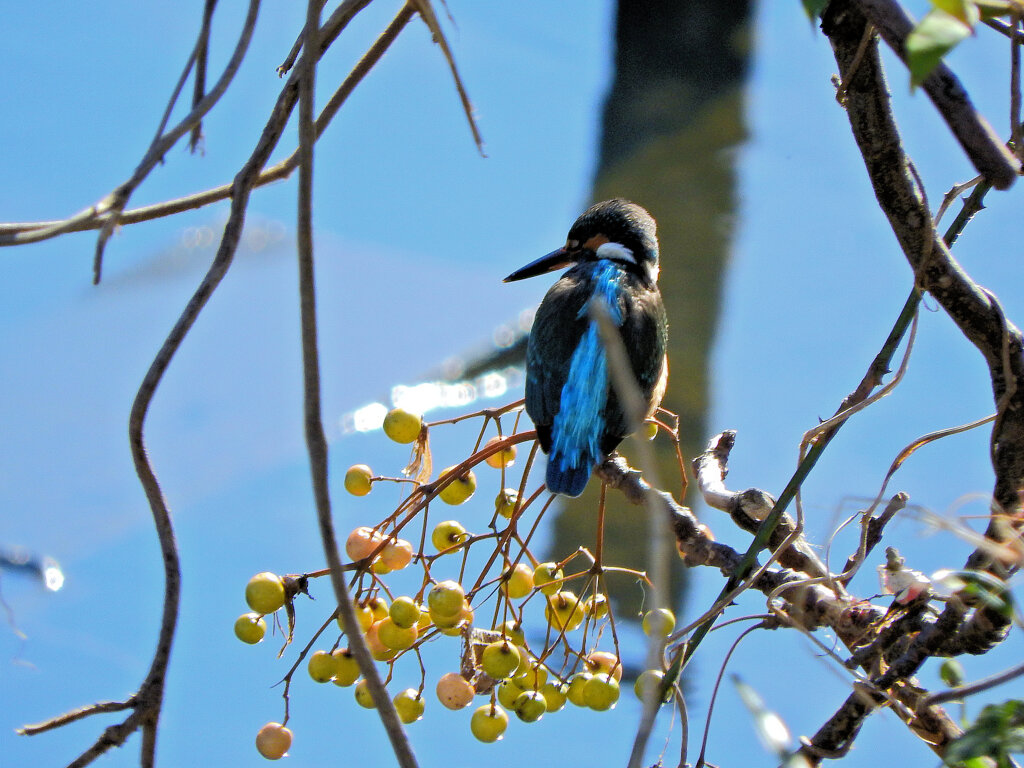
[483,436,517,468]
[345,526,383,562]
[380,538,413,571]
[585,651,623,681]
[436,672,475,710]
[255,722,292,760]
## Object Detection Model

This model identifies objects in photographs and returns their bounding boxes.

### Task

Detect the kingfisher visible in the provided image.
[504,199,668,497]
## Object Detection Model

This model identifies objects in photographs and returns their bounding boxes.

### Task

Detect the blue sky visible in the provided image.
[2,2,1023,767]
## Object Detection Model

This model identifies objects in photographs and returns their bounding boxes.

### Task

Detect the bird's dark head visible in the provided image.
[504,199,660,286]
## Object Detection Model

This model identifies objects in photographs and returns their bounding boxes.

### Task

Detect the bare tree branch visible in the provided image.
[294,1,419,764]
[825,0,1024,570]
[854,0,1020,189]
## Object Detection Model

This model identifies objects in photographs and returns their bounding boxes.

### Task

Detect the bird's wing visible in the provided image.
[525,275,591,451]
[601,282,668,451]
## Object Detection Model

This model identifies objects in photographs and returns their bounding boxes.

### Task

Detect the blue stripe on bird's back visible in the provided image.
[547,261,623,497]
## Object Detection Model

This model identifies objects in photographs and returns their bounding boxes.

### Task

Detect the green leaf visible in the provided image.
[939,658,965,688]
[945,700,1024,766]
[905,9,973,89]
[932,0,981,26]
[801,0,831,22]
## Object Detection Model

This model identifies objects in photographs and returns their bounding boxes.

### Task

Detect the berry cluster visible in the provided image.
[234,406,676,759]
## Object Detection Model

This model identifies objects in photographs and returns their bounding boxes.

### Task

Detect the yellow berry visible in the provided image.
[307,650,337,683]
[533,562,564,596]
[634,669,667,702]
[332,648,360,687]
[481,640,521,679]
[393,688,425,724]
[383,408,423,444]
[377,616,418,650]
[501,563,534,599]
[438,466,476,505]
[495,488,519,519]
[344,464,373,496]
[470,704,509,743]
[234,612,267,644]
[354,679,376,708]
[483,436,517,468]
[545,591,585,631]
[431,520,469,553]
[584,593,609,619]
[642,608,676,638]
[245,572,286,614]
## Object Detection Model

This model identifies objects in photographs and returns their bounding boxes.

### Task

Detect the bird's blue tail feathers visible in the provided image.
[546,262,622,497]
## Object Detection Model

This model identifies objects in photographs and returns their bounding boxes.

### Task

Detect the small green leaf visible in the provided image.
[939,658,965,688]
[932,0,981,26]
[801,0,831,22]
[905,9,973,89]
[945,700,1024,766]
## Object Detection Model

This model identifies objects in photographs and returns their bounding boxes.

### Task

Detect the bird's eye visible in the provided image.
[566,239,580,250]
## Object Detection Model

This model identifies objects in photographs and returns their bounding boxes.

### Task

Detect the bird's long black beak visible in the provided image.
[503,248,574,282]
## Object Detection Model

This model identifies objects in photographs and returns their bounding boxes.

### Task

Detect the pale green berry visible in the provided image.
[642,608,676,638]
[393,688,425,724]
[470,704,509,743]
[234,612,266,644]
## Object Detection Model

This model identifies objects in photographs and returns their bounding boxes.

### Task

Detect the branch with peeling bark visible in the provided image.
[658,434,1005,766]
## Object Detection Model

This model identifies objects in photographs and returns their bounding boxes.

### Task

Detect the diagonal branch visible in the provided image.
[825,0,1024,563]
[853,0,1020,189]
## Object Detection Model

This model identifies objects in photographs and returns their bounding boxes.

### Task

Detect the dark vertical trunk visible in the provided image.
[551,0,753,620]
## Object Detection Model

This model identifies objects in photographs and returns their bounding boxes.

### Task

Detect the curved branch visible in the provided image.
[854,0,1020,189]
[0,0,261,256]
[825,0,1024,565]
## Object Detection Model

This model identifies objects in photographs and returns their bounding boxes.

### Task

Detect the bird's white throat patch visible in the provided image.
[595,241,636,265]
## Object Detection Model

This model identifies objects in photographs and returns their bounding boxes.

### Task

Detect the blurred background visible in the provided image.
[2,1,1023,766]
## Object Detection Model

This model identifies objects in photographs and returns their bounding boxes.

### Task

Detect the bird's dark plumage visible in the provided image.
[504,199,668,497]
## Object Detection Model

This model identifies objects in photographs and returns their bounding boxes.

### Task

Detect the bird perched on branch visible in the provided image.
[504,199,668,497]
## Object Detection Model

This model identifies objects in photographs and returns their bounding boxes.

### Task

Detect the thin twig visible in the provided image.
[92,0,260,282]
[295,2,418,765]
[408,0,485,155]
[189,0,219,153]
[18,2,378,763]
[920,659,1024,708]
